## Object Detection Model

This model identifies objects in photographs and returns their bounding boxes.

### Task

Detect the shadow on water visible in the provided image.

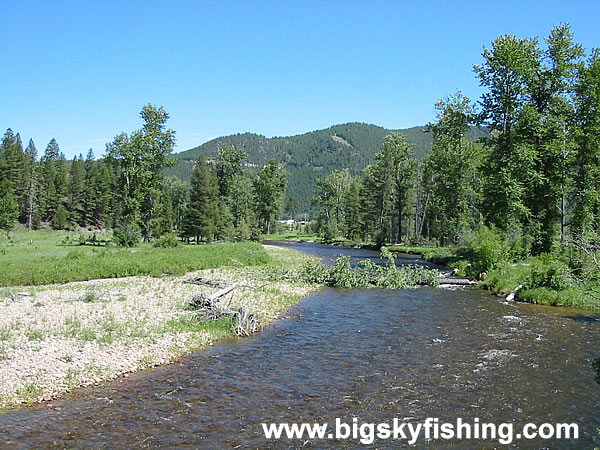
[594,358,600,384]
[562,314,600,323]
[0,242,599,448]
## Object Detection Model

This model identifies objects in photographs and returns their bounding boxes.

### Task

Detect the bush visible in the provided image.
[113,227,140,247]
[299,252,440,289]
[463,226,507,278]
[153,233,179,248]
[527,254,572,291]
[299,259,330,284]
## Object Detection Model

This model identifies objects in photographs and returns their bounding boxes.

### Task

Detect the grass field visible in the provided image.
[0,229,270,287]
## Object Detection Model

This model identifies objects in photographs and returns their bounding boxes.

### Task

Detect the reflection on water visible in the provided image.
[0,243,599,448]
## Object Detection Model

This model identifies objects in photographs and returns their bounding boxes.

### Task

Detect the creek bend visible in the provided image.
[0,242,599,447]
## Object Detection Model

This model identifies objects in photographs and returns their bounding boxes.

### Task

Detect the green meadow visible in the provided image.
[0,228,270,287]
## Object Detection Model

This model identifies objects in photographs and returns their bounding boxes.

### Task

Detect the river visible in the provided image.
[0,242,599,447]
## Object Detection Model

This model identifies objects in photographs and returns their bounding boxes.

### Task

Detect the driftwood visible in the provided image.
[188,283,261,336]
[439,278,476,286]
[506,284,523,301]
[183,277,228,288]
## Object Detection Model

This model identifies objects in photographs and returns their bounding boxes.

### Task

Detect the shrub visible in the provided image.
[153,233,179,248]
[299,260,330,284]
[463,226,507,277]
[528,254,572,291]
[113,227,140,247]
[299,253,440,289]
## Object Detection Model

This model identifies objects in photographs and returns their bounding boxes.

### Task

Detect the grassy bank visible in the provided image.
[388,244,599,310]
[0,230,269,287]
[0,243,319,409]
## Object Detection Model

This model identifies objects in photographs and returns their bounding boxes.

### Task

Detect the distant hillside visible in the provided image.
[166,122,488,212]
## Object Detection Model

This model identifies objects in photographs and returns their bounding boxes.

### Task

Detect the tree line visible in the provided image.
[0,104,288,243]
[312,24,600,257]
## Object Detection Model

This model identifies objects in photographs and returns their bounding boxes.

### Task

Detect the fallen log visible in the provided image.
[183,277,228,288]
[189,285,238,309]
[439,278,476,286]
[506,284,523,301]
[188,283,262,336]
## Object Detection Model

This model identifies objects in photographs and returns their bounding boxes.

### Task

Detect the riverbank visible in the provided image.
[388,245,599,310]
[0,244,319,409]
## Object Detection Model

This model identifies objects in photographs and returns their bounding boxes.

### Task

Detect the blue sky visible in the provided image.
[2,0,599,159]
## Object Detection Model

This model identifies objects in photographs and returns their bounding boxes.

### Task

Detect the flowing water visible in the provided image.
[1,243,599,447]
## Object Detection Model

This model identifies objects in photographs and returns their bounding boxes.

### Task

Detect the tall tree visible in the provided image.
[425,92,482,245]
[313,169,352,239]
[38,138,61,222]
[253,159,287,234]
[24,139,38,230]
[522,24,583,252]
[572,49,600,235]
[68,155,86,226]
[474,34,541,234]
[106,104,176,242]
[182,156,219,242]
[0,180,19,238]
[0,130,28,221]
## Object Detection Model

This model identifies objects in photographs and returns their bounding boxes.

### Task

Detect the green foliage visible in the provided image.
[463,226,507,277]
[81,289,101,303]
[0,180,19,237]
[152,233,179,248]
[299,249,439,289]
[423,91,482,245]
[106,104,176,242]
[527,254,572,291]
[113,225,140,247]
[181,156,219,243]
[51,204,69,230]
[168,123,488,213]
[253,159,287,234]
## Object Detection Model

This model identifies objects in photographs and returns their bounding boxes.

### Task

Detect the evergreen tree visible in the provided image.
[0,180,19,238]
[24,139,38,230]
[0,129,28,221]
[39,138,61,222]
[51,204,69,230]
[182,156,219,242]
[68,155,86,226]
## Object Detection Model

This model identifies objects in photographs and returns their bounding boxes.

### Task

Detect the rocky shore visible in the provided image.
[0,245,317,409]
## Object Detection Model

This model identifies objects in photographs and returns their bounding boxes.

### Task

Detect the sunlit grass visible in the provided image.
[0,229,271,286]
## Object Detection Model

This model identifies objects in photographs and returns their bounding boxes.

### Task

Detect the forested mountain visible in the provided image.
[166,123,488,212]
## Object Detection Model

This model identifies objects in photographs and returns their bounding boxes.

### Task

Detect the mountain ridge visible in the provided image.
[166,122,488,212]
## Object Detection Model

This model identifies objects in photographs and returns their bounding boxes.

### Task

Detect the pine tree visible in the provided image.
[39,138,61,222]
[68,155,86,226]
[0,129,28,222]
[182,156,219,242]
[24,139,38,230]
[0,180,19,238]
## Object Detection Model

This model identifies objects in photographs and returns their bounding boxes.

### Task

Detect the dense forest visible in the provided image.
[0,105,287,245]
[167,123,488,212]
